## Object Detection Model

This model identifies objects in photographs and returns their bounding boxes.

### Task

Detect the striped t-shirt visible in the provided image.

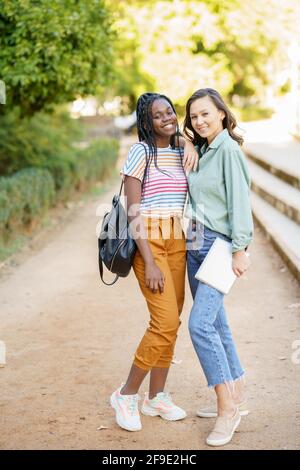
[121,143,188,218]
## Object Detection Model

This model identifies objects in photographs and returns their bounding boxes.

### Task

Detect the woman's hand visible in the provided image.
[145,261,165,294]
[232,250,251,277]
[182,139,199,172]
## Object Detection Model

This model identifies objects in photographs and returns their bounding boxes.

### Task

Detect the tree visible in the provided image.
[0,0,115,116]
[117,0,300,110]
[105,0,154,113]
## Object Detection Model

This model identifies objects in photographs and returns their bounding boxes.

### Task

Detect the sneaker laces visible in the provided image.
[156,392,173,405]
[123,394,139,415]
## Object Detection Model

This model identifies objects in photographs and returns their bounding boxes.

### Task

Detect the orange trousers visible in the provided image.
[132,217,186,371]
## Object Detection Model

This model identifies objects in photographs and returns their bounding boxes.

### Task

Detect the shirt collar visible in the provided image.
[200,128,229,154]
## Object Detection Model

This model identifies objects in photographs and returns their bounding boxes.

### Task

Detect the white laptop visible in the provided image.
[195,237,237,294]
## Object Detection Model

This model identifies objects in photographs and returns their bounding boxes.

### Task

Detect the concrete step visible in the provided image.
[244,143,300,189]
[251,192,300,283]
[248,159,300,225]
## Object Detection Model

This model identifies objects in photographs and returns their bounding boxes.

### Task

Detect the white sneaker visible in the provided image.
[110,386,141,432]
[141,392,186,421]
[197,399,249,418]
[206,408,241,447]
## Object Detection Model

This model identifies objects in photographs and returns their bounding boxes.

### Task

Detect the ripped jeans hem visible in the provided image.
[207,372,245,391]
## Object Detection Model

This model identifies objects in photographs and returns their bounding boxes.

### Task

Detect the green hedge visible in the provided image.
[73,138,120,190]
[0,109,119,247]
[0,168,55,241]
[0,137,119,243]
[0,110,119,196]
[0,110,83,176]
[42,137,120,200]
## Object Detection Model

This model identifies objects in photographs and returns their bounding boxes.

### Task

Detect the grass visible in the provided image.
[0,235,28,262]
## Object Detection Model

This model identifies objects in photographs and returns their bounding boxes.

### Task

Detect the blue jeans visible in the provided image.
[187,225,244,387]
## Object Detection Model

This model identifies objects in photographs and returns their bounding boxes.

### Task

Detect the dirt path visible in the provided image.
[0,136,299,450]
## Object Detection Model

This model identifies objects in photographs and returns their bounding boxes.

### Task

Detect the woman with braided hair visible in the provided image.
[110,92,198,432]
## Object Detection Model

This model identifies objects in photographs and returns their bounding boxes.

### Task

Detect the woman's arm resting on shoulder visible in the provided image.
[178,136,199,172]
[124,176,165,293]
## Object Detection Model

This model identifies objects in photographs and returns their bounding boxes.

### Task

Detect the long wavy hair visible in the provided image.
[136,92,181,185]
[183,88,243,147]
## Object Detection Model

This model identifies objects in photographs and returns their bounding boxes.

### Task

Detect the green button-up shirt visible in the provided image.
[186,129,253,252]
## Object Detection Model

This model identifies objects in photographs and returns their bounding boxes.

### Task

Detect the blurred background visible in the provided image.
[1,3,300,451]
[0,0,299,277]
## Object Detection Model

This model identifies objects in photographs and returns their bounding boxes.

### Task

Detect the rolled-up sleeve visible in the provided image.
[223,147,253,252]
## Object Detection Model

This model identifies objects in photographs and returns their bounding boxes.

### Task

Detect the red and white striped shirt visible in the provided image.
[121,143,188,219]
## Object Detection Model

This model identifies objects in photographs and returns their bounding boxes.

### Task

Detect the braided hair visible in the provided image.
[136,93,181,185]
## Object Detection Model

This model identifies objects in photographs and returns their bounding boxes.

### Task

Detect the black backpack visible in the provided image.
[98,181,137,285]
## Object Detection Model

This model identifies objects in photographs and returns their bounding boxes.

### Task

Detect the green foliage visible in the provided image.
[51,137,120,199]
[235,105,274,122]
[0,108,119,196]
[74,138,120,190]
[0,109,82,176]
[104,1,154,112]
[0,0,115,116]
[0,131,119,244]
[0,168,55,240]
[1,0,299,115]
[117,0,300,110]
[0,1,122,252]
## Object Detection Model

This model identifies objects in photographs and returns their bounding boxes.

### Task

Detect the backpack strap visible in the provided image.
[98,253,119,286]
[118,179,124,196]
[98,180,124,286]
